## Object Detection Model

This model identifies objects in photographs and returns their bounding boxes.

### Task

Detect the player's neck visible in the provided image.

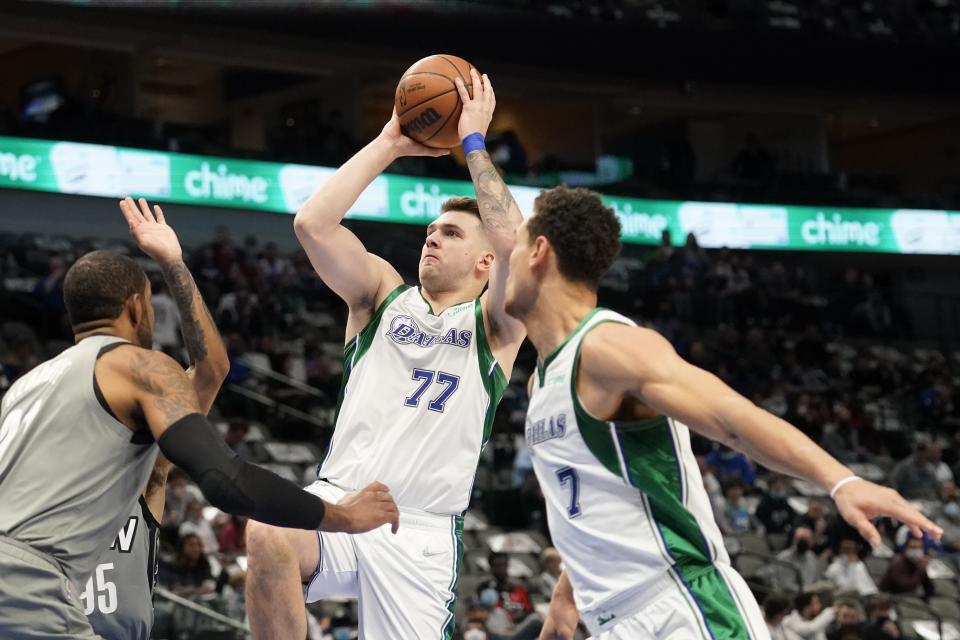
[418,284,478,315]
[526,282,597,365]
[73,320,133,344]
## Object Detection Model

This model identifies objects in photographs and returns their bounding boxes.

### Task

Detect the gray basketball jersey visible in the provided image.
[0,335,159,585]
[85,496,160,640]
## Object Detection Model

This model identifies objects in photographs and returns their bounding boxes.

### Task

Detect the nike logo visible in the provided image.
[422,548,445,558]
[598,613,617,626]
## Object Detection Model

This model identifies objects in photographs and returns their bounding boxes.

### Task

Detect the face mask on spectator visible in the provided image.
[479,588,499,608]
[905,548,924,560]
[945,502,960,519]
[332,629,351,640]
[464,630,488,640]
[795,539,810,554]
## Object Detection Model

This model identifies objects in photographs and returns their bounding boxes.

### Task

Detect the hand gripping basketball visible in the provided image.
[455,68,496,143]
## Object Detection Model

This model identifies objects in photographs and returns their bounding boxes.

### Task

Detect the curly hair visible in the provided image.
[527,185,621,287]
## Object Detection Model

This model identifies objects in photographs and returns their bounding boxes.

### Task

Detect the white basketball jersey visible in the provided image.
[319,285,508,515]
[527,309,750,633]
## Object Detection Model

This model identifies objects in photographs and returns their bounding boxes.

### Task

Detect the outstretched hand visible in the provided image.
[833,478,942,547]
[119,197,183,264]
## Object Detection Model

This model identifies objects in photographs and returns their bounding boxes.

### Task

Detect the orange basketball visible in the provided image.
[395,54,476,149]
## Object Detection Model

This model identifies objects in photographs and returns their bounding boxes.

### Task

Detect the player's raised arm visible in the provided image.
[578,323,943,547]
[293,114,447,316]
[99,346,399,534]
[455,70,526,363]
[120,197,228,413]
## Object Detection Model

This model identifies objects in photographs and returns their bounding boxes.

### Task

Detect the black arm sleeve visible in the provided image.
[157,413,326,530]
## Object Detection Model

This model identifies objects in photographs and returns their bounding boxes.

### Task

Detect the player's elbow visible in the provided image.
[294,206,335,240]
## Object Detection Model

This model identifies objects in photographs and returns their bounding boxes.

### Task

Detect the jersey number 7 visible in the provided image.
[556,467,582,518]
[403,368,460,413]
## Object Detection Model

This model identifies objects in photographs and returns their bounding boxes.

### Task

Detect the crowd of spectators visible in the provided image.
[0,223,958,639]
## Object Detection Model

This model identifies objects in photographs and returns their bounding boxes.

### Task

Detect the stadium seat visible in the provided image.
[865,556,889,581]
[893,595,931,620]
[733,551,771,580]
[766,532,788,552]
[929,596,960,623]
[933,578,959,599]
[735,532,770,555]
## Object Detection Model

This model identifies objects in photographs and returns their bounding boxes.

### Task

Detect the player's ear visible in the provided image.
[477,249,495,273]
[529,235,550,269]
[127,292,144,326]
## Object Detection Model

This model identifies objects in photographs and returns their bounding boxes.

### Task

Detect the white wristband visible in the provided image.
[829,475,862,500]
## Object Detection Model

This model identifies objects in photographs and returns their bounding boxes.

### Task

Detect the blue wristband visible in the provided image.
[462,132,486,154]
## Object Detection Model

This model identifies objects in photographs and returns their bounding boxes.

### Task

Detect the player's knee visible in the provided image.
[246,520,293,566]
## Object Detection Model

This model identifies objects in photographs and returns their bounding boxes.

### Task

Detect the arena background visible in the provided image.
[0,1,959,638]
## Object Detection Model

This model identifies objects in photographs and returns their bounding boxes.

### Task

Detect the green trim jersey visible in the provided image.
[527,309,766,639]
[319,285,508,515]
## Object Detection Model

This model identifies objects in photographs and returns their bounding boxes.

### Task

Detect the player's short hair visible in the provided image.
[441,196,481,219]
[63,250,148,327]
[527,185,621,288]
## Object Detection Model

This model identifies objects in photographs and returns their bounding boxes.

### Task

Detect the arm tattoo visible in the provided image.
[466,149,524,237]
[130,351,197,425]
[160,260,214,365]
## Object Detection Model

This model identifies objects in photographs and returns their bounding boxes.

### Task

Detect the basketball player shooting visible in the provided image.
[0,199,398,640]
[245,70,527,639]
[493,187,942,640]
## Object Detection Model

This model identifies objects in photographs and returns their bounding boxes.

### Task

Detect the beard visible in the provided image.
[135,302,154,348]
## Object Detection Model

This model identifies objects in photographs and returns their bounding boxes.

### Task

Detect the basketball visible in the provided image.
[395,54,476,149]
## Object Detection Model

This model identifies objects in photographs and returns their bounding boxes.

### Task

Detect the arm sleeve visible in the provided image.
[157,413,326,530]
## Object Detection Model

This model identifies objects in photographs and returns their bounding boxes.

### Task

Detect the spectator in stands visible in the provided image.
[825,538,877,596]
[1,338,40,383]
[217,514,247,556]
[224,418,256,460]
[795,499,831,555]
[764,593,792,640]
[530,547,562,603]
[756,474,797,535]
[783,592,836,640]
[928,442,954,486]
[890,442,940,501]
[828,599,865,640]
[862,594,901,640]
[878,536,933,597]
[149,277,180,355]
[706,445,756,487]
[31,254,67,336]
[476,552,540,639]
[716,478,756,534]
[162,467,203,531]
[162,533,217,597]
[178,499,220,555]
[936,490,960,552]
[766,526,822,593]
[488,130,528,175]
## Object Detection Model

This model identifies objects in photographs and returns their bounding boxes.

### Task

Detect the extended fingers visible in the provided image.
[137,198,156,223]
[118,197,142,228]
[454,76,471,103]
